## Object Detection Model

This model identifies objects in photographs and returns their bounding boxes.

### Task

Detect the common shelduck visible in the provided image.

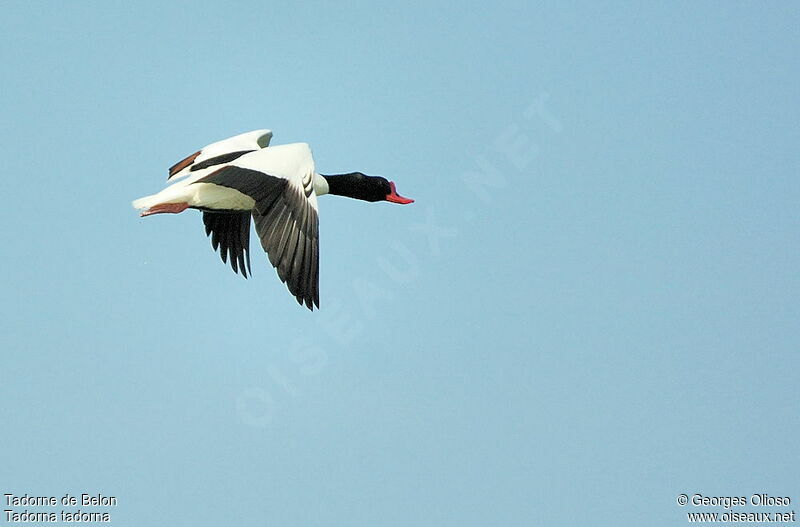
[132,130,414,310]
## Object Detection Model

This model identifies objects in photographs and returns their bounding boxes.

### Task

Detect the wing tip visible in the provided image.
[168,150,201,179]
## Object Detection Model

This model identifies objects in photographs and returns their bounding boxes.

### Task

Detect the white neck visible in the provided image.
[312,173,329,196]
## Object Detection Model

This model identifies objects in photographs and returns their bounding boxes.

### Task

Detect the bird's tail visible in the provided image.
[132,193,162,211]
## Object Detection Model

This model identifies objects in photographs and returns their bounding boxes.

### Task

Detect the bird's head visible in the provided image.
[323,172,414,204]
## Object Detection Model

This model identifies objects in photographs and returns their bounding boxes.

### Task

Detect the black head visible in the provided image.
[321,172,414,204]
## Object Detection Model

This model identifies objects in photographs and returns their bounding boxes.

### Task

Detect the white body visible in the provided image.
[132,142,328,213]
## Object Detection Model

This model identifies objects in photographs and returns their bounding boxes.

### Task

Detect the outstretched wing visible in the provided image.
[251,177,319,310]
[202,212,252,278]
[168,129,273,182]
[191,144,320,309]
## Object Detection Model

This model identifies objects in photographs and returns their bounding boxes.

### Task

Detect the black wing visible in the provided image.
[202,212,252,278]
[252,182,319,310]
[193,166,320,310]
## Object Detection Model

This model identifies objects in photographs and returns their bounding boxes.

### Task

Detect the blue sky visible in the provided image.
[1,1,798,525]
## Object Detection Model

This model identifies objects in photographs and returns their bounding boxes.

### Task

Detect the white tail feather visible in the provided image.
[132,184,192,210]
[132,194,161,210]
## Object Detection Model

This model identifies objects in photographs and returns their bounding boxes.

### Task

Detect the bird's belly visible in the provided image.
[190,183,256,211]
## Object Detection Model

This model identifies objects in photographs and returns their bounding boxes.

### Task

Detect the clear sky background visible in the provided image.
[1,1,798,525]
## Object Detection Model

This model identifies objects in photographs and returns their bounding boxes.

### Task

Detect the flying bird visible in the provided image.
[132,130,414,310]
